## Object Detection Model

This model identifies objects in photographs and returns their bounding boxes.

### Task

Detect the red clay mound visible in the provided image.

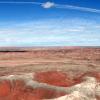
[0,71,100,100]
[0,80,65,100]
[0,71,67,100]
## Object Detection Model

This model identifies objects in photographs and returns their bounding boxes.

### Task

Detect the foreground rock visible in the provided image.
[0,71,100,100]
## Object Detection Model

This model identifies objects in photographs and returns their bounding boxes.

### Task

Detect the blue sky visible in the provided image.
[0,0,100,46]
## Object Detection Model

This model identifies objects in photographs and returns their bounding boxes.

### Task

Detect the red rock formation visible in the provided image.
[0,71,100,100]
[0,71,67,100]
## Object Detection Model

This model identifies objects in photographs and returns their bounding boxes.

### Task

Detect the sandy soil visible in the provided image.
[0,47,99,76]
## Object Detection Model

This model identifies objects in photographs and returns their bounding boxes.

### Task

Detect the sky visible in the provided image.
[0,0,100,46]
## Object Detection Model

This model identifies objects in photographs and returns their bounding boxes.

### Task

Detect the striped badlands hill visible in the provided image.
[0,71,100,100]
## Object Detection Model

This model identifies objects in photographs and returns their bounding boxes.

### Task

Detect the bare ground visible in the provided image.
[0,47,99,76]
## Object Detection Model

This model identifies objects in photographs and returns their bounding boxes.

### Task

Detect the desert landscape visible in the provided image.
[0,47,100,100]
[0,0,100,99]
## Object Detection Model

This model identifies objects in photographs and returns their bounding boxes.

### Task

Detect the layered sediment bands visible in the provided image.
[0,71,100,100]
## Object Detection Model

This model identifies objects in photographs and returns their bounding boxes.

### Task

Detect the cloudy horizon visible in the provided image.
[0,0,100,46]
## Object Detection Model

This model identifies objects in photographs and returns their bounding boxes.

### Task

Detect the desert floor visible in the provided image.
[0,47,100,76]
[0,47,100,100]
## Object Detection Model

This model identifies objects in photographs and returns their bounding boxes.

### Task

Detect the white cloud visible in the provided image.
[55,4,100,13]
[95,25,100,29]
[0,1,100,13]
[42,2,55,9]
[0,19,100,46]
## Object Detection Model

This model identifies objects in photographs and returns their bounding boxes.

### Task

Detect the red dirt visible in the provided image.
[0,72,68,100]
[34,71,78,87]
[0,80,11,97]
[1,71,100,100]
